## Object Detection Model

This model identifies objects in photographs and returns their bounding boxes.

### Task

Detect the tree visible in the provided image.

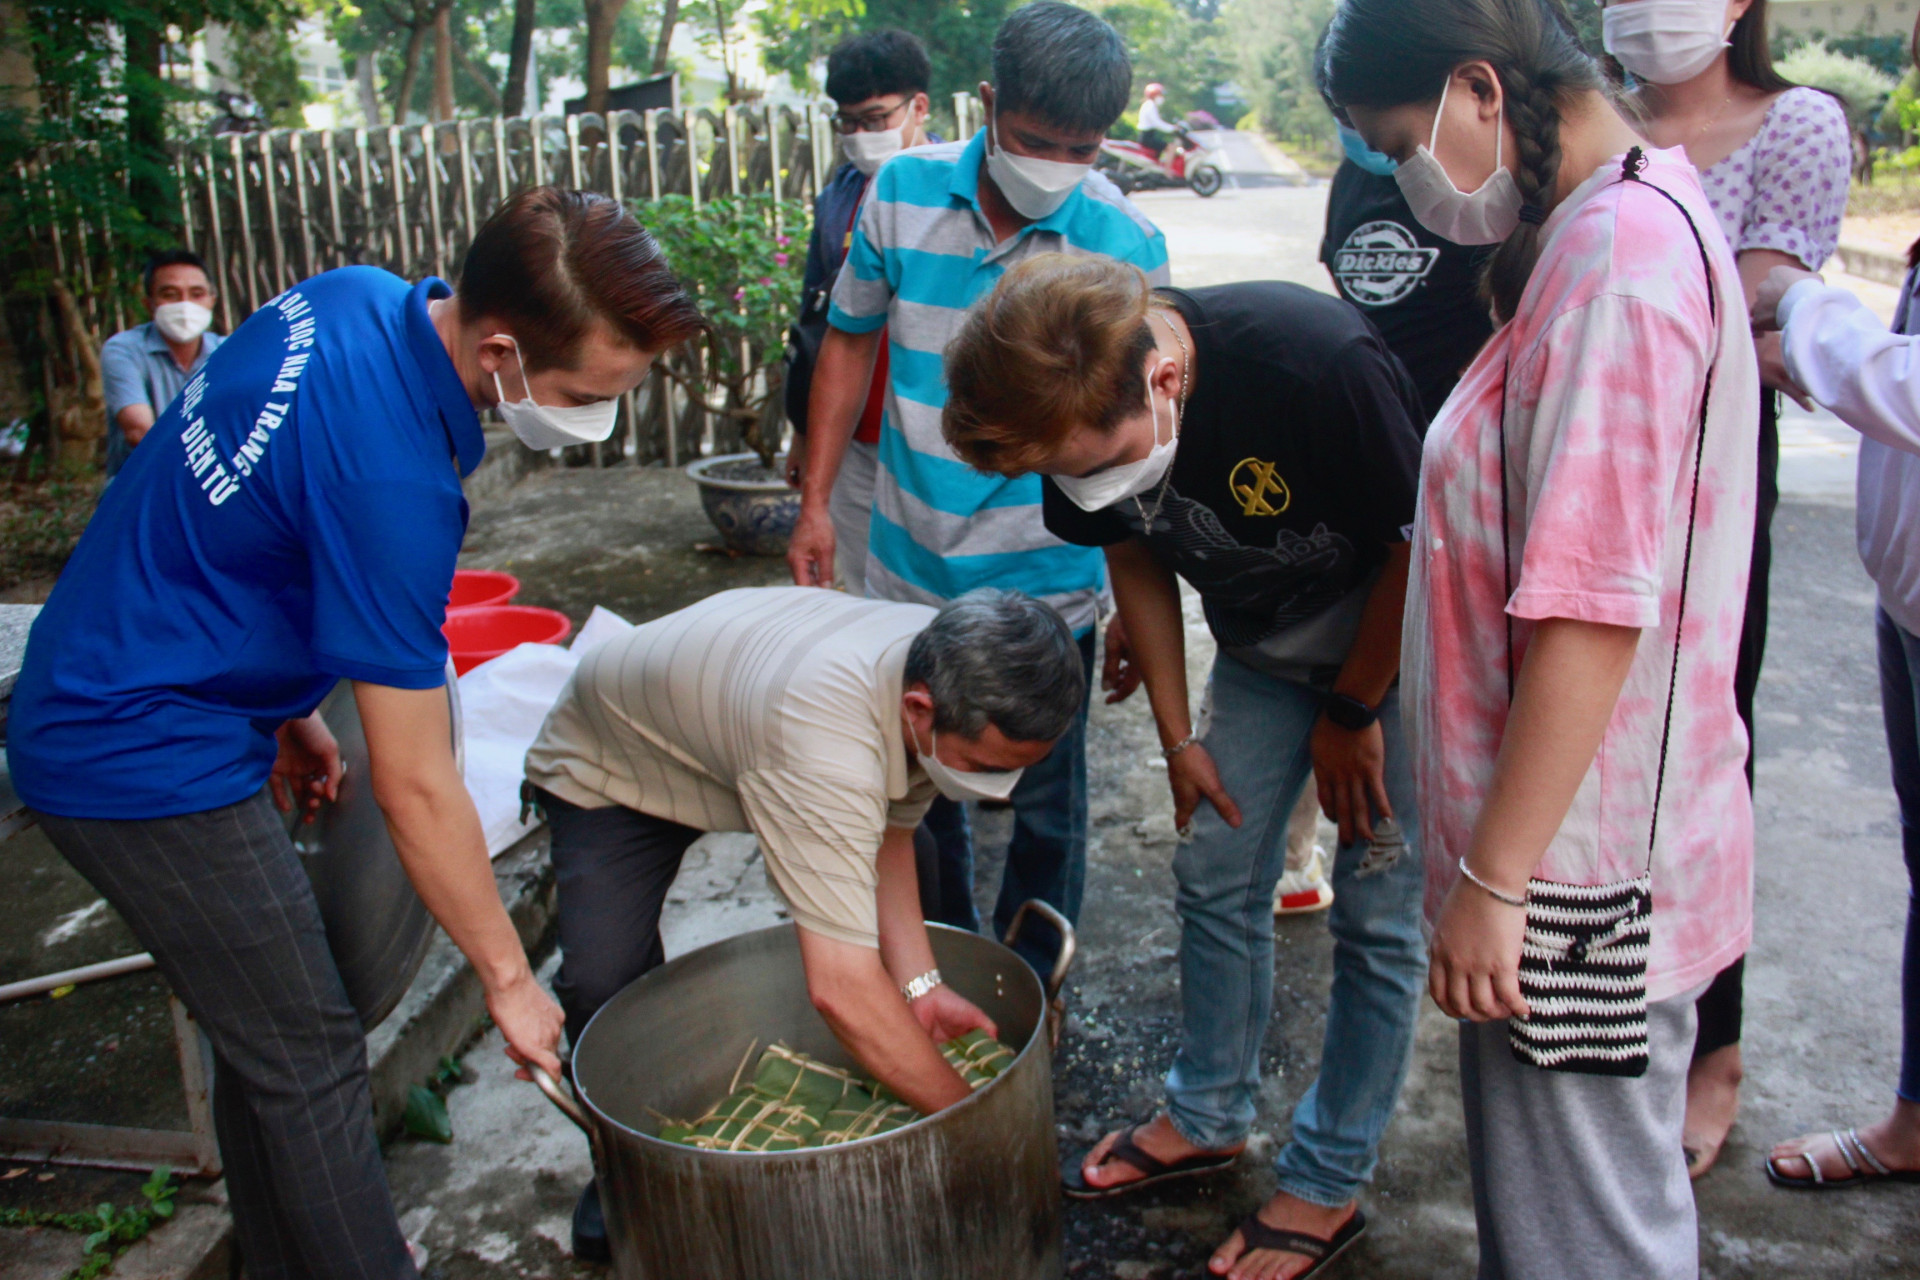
[1093,0,1235,127]
[650,0,677,73]
[502,0,535,113]
[754,0,862,92]
[432,0,455,119]
[858,0,1011,107]
[582,0,627,113]
[1222,0,1334,142]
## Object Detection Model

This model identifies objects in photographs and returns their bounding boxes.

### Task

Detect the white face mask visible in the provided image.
[844,127,904,176]
[490,335,620,451]
[153,301,213,345]
[910,721,1024,803]
[1603,0,1735,86]
[984,115,1090,220]
[1392,74,1525,246]
[1053,363,1180,513]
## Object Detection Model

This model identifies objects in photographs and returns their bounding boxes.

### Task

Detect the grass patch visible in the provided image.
[0,465,103,594]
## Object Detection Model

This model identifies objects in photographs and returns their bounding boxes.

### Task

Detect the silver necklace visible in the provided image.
[1133,308,1191,531]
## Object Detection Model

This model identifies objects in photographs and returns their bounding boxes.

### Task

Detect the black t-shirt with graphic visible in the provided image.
[1319,160,1495,420]
[1042,282,1424,652]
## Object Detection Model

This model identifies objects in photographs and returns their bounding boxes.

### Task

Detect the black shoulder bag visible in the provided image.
[1501,147,1718,1077]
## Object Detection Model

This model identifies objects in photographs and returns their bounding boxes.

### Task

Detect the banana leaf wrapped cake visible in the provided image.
[658,1032,1015,1153]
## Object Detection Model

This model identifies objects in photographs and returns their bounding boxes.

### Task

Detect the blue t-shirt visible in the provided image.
[9,267,485,819]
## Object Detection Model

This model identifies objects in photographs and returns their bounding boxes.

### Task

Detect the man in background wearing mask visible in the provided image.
[787,0,1166,985]
[524,585,1082,1256]
[787,28,938,592]
[100,249,225,477]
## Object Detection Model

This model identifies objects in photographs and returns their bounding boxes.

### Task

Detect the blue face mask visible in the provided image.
[1338,124,1398,177]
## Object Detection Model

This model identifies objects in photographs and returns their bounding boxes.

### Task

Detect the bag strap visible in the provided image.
[1498,145,1717,864]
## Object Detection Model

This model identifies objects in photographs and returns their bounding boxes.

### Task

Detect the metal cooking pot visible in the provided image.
[288,668,461,1029]
[533,902,1076,1280]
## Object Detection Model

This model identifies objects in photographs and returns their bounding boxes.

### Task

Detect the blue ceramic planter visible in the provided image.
[686,452,800,556]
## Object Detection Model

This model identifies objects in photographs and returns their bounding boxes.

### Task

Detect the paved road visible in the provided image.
[380,180,1918,1279]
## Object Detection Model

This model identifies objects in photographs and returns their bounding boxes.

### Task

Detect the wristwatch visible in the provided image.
[901,968,943,1002]
[1321,692,1380,731]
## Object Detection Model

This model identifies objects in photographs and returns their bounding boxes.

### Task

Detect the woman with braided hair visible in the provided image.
[1601,0,1853,1181]
[1323,1,1759,1277]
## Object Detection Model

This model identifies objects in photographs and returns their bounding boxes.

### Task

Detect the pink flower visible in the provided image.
[758,276,773,286]
[777,234,791,247]
[733,287,746,302]
[773,252,789,267]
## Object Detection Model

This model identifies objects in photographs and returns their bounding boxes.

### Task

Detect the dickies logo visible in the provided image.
[1332,219,1440,307]
[1229,458,1290,517]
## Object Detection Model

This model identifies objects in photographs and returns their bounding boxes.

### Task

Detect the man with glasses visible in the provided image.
[100,249,224,477]
[788,28,938,593]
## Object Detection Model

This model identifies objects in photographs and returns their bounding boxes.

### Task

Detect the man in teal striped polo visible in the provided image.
[788,0,1168,976]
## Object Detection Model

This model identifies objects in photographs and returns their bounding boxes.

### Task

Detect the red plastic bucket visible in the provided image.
[444,605,573,675]
[449,569,521,610]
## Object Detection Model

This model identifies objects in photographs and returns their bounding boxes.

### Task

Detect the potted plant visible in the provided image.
[641,192,810,555]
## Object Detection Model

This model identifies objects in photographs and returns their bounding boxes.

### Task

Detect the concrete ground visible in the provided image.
[8,181,1919,1278]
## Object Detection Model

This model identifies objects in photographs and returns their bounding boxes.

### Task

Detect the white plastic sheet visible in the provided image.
[459,605,636,856]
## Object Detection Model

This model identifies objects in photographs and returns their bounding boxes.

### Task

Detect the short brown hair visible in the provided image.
[458,186,704,371]
[942,254,1156,476]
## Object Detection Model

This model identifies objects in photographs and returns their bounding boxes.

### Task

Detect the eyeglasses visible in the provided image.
[831,97,912,135]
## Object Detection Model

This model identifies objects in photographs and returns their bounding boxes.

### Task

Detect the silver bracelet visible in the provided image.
[1457,857,1529,908]
[900,968,942,1002]
[1161,732,1200,760]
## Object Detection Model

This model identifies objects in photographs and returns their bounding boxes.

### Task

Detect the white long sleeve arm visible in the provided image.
[1138,98,1171,133]
[1779,278,1920,457]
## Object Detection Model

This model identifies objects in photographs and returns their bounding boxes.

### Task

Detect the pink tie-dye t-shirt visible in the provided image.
[1403,147,1760,1003]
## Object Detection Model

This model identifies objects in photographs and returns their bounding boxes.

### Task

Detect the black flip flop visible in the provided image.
[1765,1128,1920,1191]
[1225,1206,1367,1277]
[1061,1122,1239,1200]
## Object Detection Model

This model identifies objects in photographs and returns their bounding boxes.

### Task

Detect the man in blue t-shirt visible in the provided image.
[8,188,702,1280]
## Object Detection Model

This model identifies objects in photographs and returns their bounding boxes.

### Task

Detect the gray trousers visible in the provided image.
[1460,985,1704,1280]
[539,789,704,1050]
[38,790,415,1280]
[830,437,879,595]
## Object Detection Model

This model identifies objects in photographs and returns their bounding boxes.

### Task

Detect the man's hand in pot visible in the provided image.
[910,982,998,1044]
[271,710,342,823]
[488,967,566,1081]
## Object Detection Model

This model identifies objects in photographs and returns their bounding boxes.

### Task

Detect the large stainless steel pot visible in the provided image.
[532,902,1075,1280]
[288,668,461,1029]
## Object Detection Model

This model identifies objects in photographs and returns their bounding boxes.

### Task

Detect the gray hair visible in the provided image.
[992,1,1132,135]
[905,588,1084,742]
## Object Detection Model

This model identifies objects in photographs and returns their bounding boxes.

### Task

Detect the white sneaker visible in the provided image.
[408,1240,430,1274]
[1273,845,1334,916]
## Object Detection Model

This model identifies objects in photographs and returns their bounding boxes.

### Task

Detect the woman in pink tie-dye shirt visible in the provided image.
[1324,0,1759,1276]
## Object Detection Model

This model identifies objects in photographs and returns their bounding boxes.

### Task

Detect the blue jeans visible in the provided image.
[926,630,1094,976]
[1874,608,1920,1103]
[1165,652,1427,1207]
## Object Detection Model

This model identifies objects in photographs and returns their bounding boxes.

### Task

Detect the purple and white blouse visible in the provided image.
[1695,85,1851,271]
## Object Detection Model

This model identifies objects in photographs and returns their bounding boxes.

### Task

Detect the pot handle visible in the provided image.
[1003,899,1077,1002]
[529,1062,594,1138]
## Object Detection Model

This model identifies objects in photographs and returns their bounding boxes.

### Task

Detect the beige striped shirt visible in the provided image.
[525,588,939,947]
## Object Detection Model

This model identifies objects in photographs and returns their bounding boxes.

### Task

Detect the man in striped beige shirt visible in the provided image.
[524,584,1084,1258]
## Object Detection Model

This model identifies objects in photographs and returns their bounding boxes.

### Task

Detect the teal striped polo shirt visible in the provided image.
[827,128,1170,632]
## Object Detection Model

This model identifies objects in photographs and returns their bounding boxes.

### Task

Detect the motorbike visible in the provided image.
[1097,120,1225,198]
